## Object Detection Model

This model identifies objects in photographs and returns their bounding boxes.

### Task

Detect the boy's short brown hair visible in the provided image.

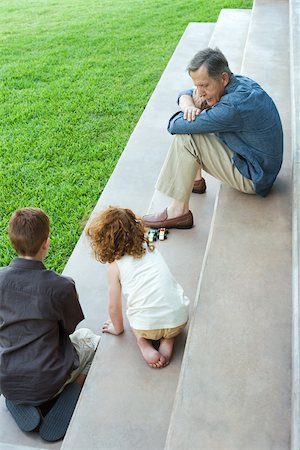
[8,207,50,257]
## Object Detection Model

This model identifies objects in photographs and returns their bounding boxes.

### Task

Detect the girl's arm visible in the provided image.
[102,262,124,335]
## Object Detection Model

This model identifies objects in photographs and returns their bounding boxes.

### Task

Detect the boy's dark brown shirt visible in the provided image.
[0,257,84,405]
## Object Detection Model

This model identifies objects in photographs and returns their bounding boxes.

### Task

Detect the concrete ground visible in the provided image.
[1,0,299,448]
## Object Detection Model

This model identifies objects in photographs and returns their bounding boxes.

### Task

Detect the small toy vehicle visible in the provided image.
[158,228,168,241]
[148,229,158,243]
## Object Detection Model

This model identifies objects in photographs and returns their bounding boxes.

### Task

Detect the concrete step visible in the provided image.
[60,10,251,450]
[290,0,300,448]
[60,22,217,450]
[148,7,252,301]
[165,1,292,449]
[0,445,50,450]
[0,397,61,450]
[148,7,252,312]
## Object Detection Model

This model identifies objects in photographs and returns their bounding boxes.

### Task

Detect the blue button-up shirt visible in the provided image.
[168,75,283,196]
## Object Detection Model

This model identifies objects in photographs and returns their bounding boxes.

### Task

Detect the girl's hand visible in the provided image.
[102,319,124,335]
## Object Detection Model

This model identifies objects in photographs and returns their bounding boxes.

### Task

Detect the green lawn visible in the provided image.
[0,0,253,272]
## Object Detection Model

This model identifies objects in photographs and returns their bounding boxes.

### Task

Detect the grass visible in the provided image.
[0,0,253,272]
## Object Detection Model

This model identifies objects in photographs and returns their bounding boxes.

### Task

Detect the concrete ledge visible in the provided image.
[165,1,291,449]
[61,22,216,450]
[62,9,252,450]
[290,0,300,448]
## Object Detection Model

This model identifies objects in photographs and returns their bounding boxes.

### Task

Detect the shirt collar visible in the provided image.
[224,73,237,95]
[9,257,46,270]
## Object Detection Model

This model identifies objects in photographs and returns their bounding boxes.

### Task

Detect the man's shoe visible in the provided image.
[192,178,206,194]
[143,209,193,229]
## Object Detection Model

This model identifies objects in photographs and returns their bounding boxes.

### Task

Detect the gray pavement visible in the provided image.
[165,1,292,449]
[291,0,300,448]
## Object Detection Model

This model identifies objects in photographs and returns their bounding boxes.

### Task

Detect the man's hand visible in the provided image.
[192,90,209,111]
[102,319,124,335]
[183,105,201,122]
[179,93,207,122]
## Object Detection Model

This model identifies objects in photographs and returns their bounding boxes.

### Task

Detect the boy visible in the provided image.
[0,207,100,440]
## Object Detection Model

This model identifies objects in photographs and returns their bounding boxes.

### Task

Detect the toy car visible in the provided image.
[147,229,158,243]
[158,228,168,241]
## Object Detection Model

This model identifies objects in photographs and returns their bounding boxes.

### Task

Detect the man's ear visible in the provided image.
[222,72,230,87]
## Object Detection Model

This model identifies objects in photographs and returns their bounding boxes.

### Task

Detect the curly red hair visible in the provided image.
[86,206,152,263]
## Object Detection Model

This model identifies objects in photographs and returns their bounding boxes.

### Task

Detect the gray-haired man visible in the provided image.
[143,48,283,229]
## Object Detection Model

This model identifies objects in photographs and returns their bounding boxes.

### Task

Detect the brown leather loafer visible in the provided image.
[143,209,193,229]
[192,178,206,194]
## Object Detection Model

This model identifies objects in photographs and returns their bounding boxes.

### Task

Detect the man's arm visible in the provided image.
[168,101,243,135]
[178,89,208,122]
[179,95,201,122]
[102,262,124,335]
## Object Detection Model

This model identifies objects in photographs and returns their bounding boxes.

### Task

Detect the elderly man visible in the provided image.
[143,48,283,229]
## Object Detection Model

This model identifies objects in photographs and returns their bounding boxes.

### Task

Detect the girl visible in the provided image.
[86,206,189,369]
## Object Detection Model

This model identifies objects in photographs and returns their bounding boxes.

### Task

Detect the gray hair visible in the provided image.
[187,48,231,79]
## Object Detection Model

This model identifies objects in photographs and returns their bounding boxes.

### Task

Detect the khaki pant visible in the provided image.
[133,322,187,340]
[156,133,255,202]
[54,328,100,397]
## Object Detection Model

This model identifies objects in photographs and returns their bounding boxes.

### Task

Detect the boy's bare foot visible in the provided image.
[159,338,174,365]
[137,337,166,368]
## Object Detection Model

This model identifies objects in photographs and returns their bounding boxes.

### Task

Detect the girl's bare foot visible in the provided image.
[159,338,174,366]
[137,337,166,368]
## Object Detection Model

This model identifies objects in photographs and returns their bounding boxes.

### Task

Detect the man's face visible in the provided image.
[190,65,229,107]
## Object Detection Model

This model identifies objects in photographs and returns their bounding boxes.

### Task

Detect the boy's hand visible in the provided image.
[102,319,123,335]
